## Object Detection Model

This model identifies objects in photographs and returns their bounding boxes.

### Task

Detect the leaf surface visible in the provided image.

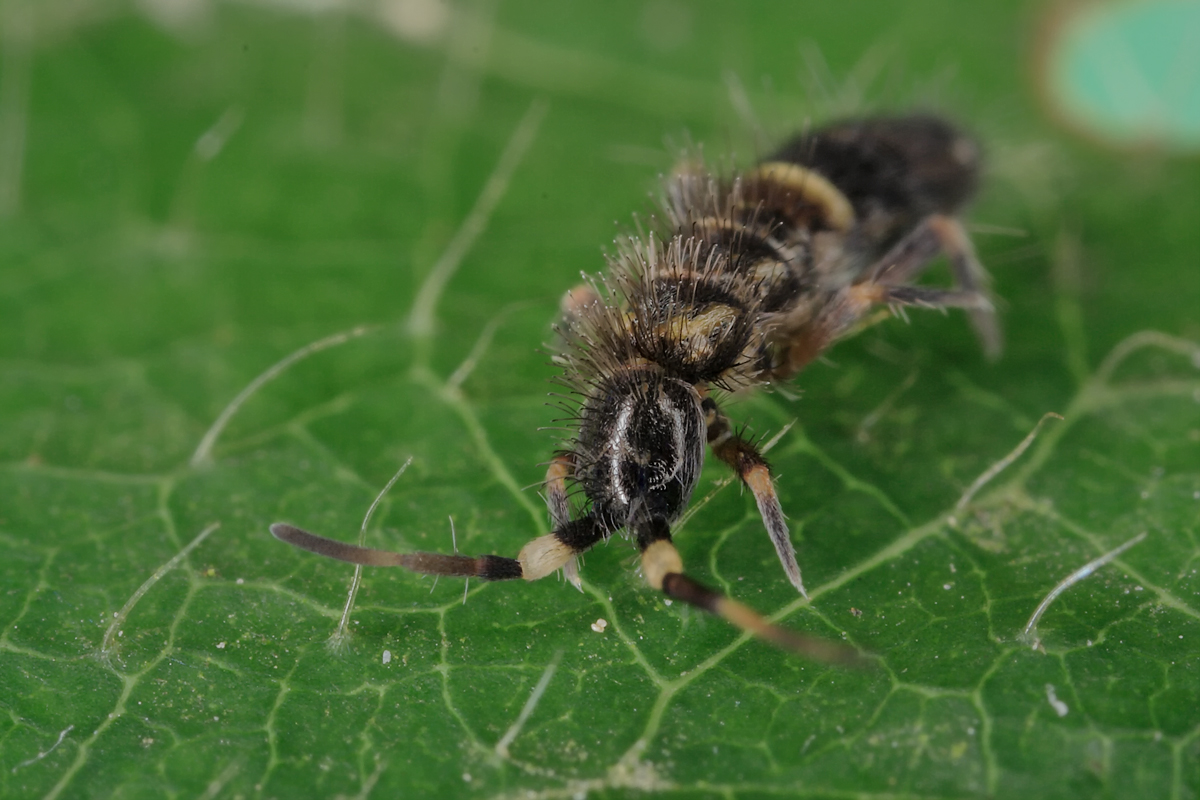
[2,2,1198,798]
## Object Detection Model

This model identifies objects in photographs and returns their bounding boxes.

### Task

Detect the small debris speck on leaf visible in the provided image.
[1045,684,1069,717]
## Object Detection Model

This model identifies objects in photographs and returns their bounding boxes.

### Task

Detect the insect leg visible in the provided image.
[549,288,603,585]
[544,452,574,529]
[270,513,612,583]
[867,213,1001,358]
[557,283,601,336]
[270,522,524,580]
[542,452,586,589]
[635,518,863,664]
[882,285,995,310]
[701,397,806,597]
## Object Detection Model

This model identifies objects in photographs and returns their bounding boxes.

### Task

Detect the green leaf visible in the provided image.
[2,2,1198,798]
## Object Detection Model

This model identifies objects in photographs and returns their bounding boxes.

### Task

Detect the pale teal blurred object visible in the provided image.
[1042,0,1200,150]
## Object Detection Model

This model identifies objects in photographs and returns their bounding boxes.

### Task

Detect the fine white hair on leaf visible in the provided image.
[446,303,529,390]
[760,419,797,454]
[12,725,74,772]
[407,97,548,339]
[101,522,220,660]
[956,412,1063,511]
[1021,531,1148,649]
[494,651,563,759]
[329,458,414,649]
[190,325,377,466]
[193,106,244,162]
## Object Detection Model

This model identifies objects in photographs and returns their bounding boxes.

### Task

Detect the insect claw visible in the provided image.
[562,558,583,591]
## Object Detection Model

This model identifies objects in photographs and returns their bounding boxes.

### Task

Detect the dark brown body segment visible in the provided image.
[770,114,981,253]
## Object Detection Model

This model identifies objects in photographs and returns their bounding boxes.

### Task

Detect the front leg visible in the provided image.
[542,451,584,589]
[701,396,806,597]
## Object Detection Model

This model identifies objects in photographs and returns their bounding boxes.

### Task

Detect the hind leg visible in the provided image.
[868,214,1001,358]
